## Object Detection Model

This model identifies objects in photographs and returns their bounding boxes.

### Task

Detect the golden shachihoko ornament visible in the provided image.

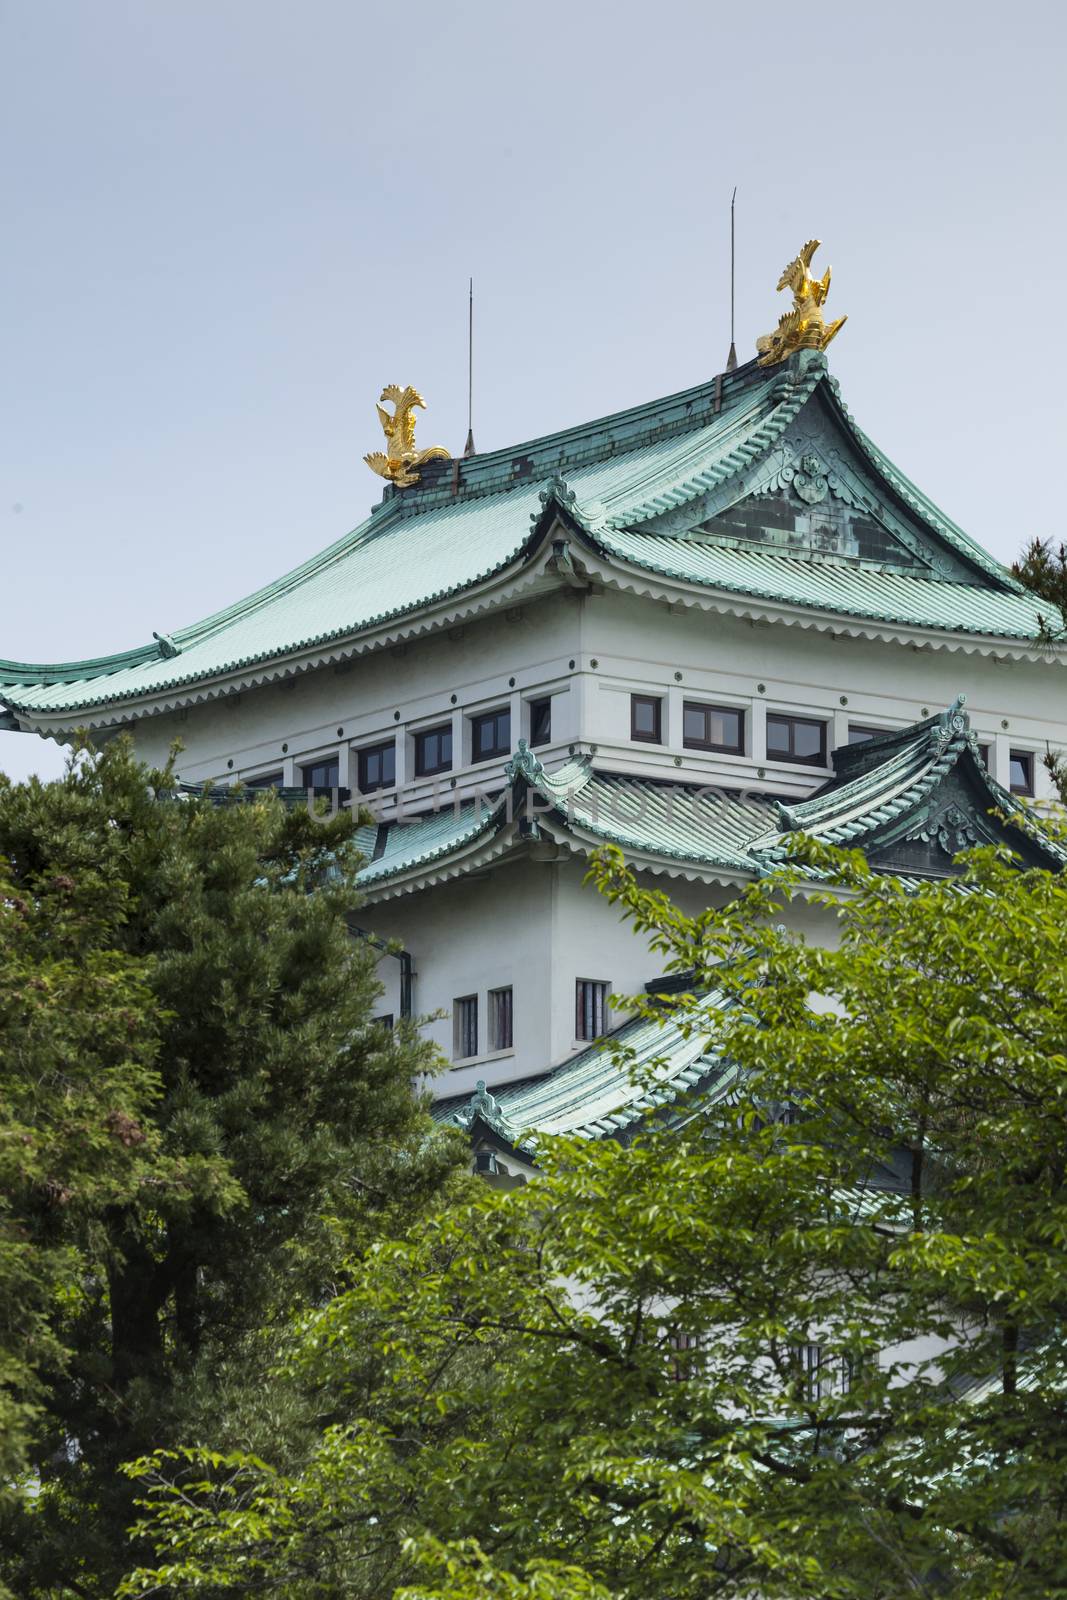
[364,385,451,488]
[756,240,847,367]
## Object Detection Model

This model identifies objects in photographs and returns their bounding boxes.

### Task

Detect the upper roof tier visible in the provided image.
[0,350,1052,726]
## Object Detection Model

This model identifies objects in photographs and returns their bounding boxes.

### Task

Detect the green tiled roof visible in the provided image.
[353,748,779,893]
[597,530,1046,639]
[1,353,1046,723]
[435,989,742,1145]
[751,696,1066,869]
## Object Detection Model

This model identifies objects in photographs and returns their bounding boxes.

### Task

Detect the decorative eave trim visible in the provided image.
[2,536,570,735]
[553,531,1065,665]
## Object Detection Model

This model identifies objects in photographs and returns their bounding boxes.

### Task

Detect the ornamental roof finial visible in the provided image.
[364,384,451,489]
[755,240,847,368]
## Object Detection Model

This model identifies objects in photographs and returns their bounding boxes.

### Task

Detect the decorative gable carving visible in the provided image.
[627,404,979,582]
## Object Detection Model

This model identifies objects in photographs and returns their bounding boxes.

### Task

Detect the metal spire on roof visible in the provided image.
[463,277,476,457]
[725,186,738,372]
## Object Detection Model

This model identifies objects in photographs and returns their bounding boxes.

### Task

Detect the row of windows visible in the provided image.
[632,694,827,766]
[453,987,515,1059]
[451,979,609,1061]
[247,695,1038,799]
[633,695,1038,792]
[245,699,552,795]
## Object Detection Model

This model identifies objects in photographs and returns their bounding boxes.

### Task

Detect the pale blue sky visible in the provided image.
[2,0,1064,781]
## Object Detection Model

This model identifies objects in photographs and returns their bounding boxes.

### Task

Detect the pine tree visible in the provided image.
[0,741,464,1597]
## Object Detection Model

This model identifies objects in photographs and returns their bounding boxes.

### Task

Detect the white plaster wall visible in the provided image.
[133,586,1067,811]
[362,851,841,1095]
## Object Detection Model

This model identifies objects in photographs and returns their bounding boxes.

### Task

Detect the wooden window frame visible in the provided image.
[356,740,396,794]
[575,978,609,1042]
[529,696,552,748]
[682,700,745,755]
[470,707,511,764]
[453,994,479,1061]
[489,986,513,1052]
[1009,749,1035,796]
[631,694,662,745]
[301,755,341,790]
[765,713,828,767]
[414,722,453,778]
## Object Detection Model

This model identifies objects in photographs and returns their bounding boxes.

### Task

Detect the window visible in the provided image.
[414,722,452,777]
[453,995,478,1060]
[357,740,395,793]
[976,744,990,770]
[631,694,662,744]
[489,986,513,1051]
[575,979,609,1041]
[471,707,511,763]
[245,770,283,789]
[848,725,890,745]
[301,755,340,790]
[374,1014,394,1032]
[529,697,552,748]
[668,1329,703,1382]
[797,1343,853,1401]
[766,713,828,766]
[682,701,744,754]
[1010,749,1035,796]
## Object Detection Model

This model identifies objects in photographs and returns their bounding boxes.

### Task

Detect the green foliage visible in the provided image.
[0,740,464,1596]
[1012,537,1067,800]
[122,835,1067,1598]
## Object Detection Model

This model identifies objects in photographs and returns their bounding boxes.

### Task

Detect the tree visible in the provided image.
[121,835,1067,1599]
[1013,537,1067,801]
[0,741,464,1597]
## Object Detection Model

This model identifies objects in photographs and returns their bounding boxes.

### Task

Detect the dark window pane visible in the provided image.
[374,1014,394,1032]
[472,709,510,762]
[529,697,552,747]
[454,995,478,1059]
[301,756,340,789]
[575,979,608,1041]
[976,744,990,770]
[415,723,452,777]
[357,741,395,793]
[245,770,283,789]
[848,726,890,745]
[766,718,790,754]
[489,987,513,1051]
[1010,750,1034,796]
[631,695,661,743]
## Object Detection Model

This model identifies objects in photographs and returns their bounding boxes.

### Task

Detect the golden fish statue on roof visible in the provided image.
[364,384,451,488]
[756,239,847,367]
